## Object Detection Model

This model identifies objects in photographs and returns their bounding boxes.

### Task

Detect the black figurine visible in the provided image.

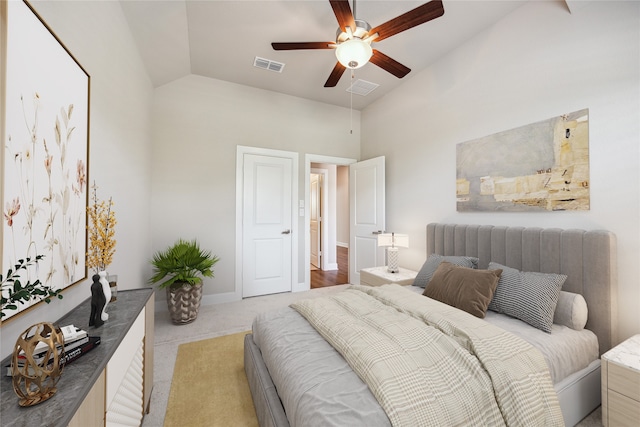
[89,274,106,327]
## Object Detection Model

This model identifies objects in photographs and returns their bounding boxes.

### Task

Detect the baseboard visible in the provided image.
[324,263,338,271]
[337,242,348,248]
[155,291,240,311]
[293,282,309,293]
[201,291,241,306]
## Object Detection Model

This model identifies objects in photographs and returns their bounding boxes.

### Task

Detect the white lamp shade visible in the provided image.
[377,233,409,248]
[335,38,372,69]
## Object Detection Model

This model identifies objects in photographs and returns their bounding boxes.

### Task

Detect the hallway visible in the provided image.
[310,246,348,288]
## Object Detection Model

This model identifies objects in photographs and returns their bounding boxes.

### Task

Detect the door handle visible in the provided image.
[371,230,384,235]
[282,229,291,234]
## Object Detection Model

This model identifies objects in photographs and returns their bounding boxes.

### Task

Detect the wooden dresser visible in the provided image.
[601,334,640,426]
[0,288,154,427]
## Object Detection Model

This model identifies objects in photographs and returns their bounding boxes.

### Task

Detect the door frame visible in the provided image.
[310,167,328,270]
[236,145,299,300]
[303,154,357,291]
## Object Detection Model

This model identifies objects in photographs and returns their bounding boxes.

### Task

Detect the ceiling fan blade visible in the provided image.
[324,62,347,87]
[329,0,355,33]
[369,0,445,42]
[370,49,411,78]
[272,42,334,50]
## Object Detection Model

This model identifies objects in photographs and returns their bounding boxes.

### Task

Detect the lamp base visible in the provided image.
[387,247,399,273]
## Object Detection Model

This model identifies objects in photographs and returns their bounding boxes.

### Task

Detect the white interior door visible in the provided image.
[349,156,386,285]
[310,173,321,269]
[242,154,292,297]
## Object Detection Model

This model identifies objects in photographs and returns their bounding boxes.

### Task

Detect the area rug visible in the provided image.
[164,331,257,427]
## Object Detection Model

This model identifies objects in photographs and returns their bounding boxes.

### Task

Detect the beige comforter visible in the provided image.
[291,285,563,427]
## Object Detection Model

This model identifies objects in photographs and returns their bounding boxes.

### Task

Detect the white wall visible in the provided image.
[151,75,360,303]
[361,1,640,343]
[1,1,153,360]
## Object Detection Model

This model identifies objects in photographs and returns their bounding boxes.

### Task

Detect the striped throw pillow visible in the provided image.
[488,262,566,333]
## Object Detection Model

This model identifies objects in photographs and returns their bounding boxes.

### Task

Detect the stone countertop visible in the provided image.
[602,334,640,373]
[360,266,418,280]
[1,288,153,427]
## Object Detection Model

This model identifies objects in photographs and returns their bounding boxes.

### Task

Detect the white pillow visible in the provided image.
[553,291,588,330]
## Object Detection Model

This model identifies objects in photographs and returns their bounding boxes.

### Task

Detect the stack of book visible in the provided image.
[5,325,101,376]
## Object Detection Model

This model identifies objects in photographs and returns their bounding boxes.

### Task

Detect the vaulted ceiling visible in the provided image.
[120,1,532,110]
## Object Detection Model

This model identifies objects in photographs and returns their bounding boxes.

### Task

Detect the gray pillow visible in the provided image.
[413,254,479,288]
[488,262,566,333]
[553,291,588,330]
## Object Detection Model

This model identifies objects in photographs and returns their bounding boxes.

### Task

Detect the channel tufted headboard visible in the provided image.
[426,223,618,355]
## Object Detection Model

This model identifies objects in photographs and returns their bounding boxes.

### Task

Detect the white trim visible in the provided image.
[310,167,329,271]
[201,291,239,306]
[154,291,242,312]
[292,281,307,293]
[337,241,349,248]
[304,154,357,290]
[236,145,299,300]
[325,263,339,271]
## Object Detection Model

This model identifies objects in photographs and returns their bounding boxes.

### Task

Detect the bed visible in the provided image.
[244,223,617,426]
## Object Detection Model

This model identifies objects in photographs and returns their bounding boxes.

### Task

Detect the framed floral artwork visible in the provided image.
[1,0,90,320]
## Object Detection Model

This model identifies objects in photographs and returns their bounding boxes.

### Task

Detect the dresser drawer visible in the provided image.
[608,389,640,426]
[608,362,640,401]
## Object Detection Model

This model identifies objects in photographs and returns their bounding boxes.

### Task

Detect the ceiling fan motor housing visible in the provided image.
[335,19,372,43]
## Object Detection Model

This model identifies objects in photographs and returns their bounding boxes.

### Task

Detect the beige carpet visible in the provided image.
[164,331,257,427]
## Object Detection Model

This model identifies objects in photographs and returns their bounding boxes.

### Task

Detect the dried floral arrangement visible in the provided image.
[86,183,116,274]
[1,256,63,319]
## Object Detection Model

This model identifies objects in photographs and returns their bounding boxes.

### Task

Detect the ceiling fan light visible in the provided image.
[335,38,372,70]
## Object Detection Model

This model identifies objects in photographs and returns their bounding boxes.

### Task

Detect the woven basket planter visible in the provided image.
[166,282,203,325]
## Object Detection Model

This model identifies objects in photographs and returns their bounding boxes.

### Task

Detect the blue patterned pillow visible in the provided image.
[413,254,479,288]
[488,262,566,333]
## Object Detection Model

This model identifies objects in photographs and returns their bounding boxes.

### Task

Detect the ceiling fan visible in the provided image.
[272,0,445,87]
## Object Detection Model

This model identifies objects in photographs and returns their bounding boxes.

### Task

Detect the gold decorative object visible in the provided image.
[12,322,65,407]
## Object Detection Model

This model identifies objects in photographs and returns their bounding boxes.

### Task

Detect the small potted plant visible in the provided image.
[149,239,219,325]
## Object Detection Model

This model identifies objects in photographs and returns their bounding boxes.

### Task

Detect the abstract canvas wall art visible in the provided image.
[456,109,589,212]
[1,0,90,319]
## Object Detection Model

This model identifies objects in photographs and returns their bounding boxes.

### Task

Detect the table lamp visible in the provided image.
[377,232,409,273]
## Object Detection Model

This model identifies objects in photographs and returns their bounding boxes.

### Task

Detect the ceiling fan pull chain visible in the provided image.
[350,69,354,134]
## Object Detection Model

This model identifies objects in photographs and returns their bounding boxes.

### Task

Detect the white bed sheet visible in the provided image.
[406,285,600,383]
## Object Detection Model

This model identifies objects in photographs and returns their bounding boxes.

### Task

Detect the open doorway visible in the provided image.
[304,155,356,289]
[309,164,349,288]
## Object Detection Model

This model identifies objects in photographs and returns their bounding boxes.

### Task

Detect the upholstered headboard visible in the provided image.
[426,223,617,355]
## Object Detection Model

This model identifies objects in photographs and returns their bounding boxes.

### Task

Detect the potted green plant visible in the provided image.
[149,239,219,325]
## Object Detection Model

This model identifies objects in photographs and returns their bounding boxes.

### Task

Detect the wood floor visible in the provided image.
[310,246,348,288]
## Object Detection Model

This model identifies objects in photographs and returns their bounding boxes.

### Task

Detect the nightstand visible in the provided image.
[601,334,640,426]
[360,266,418,287]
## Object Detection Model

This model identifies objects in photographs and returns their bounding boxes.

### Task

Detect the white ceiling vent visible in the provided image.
[253,56,285,73]
[347,79,379,96]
